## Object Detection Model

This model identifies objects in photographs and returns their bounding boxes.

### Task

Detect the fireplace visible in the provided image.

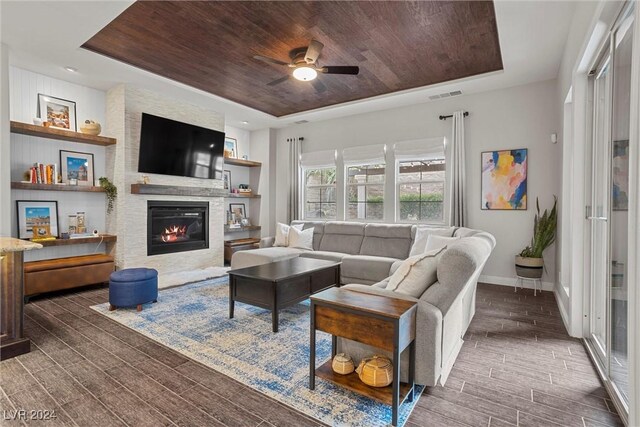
[147,201,209,256]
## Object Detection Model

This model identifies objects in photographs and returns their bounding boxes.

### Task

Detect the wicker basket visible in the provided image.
[356,355,393,387]
[332,353,355,375]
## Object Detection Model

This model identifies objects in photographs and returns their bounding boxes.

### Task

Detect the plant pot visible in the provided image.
[515,256,543,279]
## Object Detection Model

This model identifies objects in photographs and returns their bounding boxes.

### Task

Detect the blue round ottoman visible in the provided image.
[109,268,158,312]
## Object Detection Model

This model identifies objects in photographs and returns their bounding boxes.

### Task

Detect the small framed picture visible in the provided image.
[229,203,246,219]
[16,200,59,239]
[60,150,95,186]
[32,225,53,239]
[224,137,238,158]
[223,170,231,190]
[38,94,77,131]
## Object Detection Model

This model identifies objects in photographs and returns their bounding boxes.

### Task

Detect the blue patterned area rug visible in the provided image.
[91,277,423,426]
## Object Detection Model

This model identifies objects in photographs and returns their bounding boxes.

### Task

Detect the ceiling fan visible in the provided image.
[253,39,359,93]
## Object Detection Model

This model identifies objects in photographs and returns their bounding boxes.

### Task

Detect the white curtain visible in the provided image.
[288,138,302,222]
[448,110,466,227]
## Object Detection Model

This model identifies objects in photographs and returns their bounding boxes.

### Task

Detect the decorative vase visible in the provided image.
[80,120,102,136]
[356,355,393,387]
[332,353,355,375]
[515,255,544,279]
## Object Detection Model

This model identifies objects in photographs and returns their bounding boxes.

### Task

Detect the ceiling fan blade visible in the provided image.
[267,75,291,86]
[311,79,327,93]
[321,66,359,75]
[253,55,289,66]
[304,39,324,64]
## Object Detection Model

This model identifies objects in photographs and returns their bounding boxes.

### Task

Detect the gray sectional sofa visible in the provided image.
[230,220,495,386]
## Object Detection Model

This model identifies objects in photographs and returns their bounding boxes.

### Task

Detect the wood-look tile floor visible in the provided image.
[0,283,623,427]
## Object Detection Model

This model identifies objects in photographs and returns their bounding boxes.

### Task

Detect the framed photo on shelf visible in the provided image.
[38,93,77,131]
[224,137,238,158]
[229,203,246,219]
[60,150,95,186]
[16,200,59,239]
[223,170,231,190]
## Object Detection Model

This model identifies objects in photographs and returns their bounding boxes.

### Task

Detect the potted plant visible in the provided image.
[516,197,557,279]
[99,177,117,214]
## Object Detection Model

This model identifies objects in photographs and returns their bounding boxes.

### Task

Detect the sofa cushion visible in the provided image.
[289,227,314,250]
[291,220,325,250]
[453,227,480,238]
[341,254,399,284]
[300,251,349,263]
[425,235,460,252]
[318,222,365,254]
[230,247,305,269]
[386,248,444,297]
[274,223,303,247]
[409,226,456,256]
[359,224,413,259]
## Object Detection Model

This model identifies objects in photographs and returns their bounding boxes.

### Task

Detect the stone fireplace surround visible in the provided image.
[105,85,225,275]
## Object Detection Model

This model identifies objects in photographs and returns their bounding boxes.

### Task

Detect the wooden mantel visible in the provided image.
[130,184,228,197]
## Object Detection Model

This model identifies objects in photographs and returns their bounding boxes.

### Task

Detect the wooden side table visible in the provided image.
[309,287,417,426]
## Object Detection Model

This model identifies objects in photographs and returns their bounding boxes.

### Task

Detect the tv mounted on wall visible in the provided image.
[138,113,225,180]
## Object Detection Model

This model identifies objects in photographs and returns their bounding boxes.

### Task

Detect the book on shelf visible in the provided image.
[29,163,59,184]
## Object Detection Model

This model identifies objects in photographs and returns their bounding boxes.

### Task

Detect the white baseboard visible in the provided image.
[479,275,554,292]
[554,287,571,332]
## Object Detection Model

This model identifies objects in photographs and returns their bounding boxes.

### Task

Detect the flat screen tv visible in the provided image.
[138,113,225,180]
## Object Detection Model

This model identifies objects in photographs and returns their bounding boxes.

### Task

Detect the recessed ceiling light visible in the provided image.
[64,66,78,73]
[241,121,249,124]
[293,66,318,81]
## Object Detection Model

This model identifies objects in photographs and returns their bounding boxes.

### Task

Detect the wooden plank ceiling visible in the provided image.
[83,1,503,117]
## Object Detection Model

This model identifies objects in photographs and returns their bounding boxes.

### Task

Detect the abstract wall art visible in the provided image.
[481,149,527,210]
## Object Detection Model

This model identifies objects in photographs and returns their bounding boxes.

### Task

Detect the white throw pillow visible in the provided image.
[386,247,445,297]
[409,227,455,256]
[288,227,314,250]
[425,235,460,252]
[274,223,303,247]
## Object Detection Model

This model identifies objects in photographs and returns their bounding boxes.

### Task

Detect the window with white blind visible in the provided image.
[397,159,446,222]
[303,167,336,219]
[346,163,385,220]
[301,150,337,219]
[343,144,386,221]
[394,138,446,223]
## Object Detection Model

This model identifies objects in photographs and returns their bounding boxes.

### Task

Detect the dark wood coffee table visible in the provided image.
[228,258,340,332]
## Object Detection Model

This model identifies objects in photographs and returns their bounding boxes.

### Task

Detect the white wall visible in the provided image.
[8,66,108,261]
[0,44,10,237]
[275,79,561,286]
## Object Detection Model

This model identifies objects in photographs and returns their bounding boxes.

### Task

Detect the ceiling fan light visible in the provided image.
[293,66,318,81]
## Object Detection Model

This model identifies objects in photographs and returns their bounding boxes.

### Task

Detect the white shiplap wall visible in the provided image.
[9,66,106,125]
[9,67,108,261]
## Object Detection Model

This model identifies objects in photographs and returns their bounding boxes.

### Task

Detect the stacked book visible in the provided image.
[29,163,59,184]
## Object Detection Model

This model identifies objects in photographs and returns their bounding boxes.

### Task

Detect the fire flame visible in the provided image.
[161,225,187,242]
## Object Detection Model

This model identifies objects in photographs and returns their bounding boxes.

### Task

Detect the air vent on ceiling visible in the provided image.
[294,120,309,124]
[428,90,463,100]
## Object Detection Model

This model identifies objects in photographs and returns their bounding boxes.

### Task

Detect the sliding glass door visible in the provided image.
[589,53,611,364]
[586,2,634,416]
[608,3,634,404]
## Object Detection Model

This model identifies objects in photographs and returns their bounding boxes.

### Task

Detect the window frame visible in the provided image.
[395,158,446,224]
[344,162,386,222]
[302,166,337,220]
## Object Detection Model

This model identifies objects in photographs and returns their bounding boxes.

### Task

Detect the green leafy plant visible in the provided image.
[519,197,557,258]
[99,177,117,214]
